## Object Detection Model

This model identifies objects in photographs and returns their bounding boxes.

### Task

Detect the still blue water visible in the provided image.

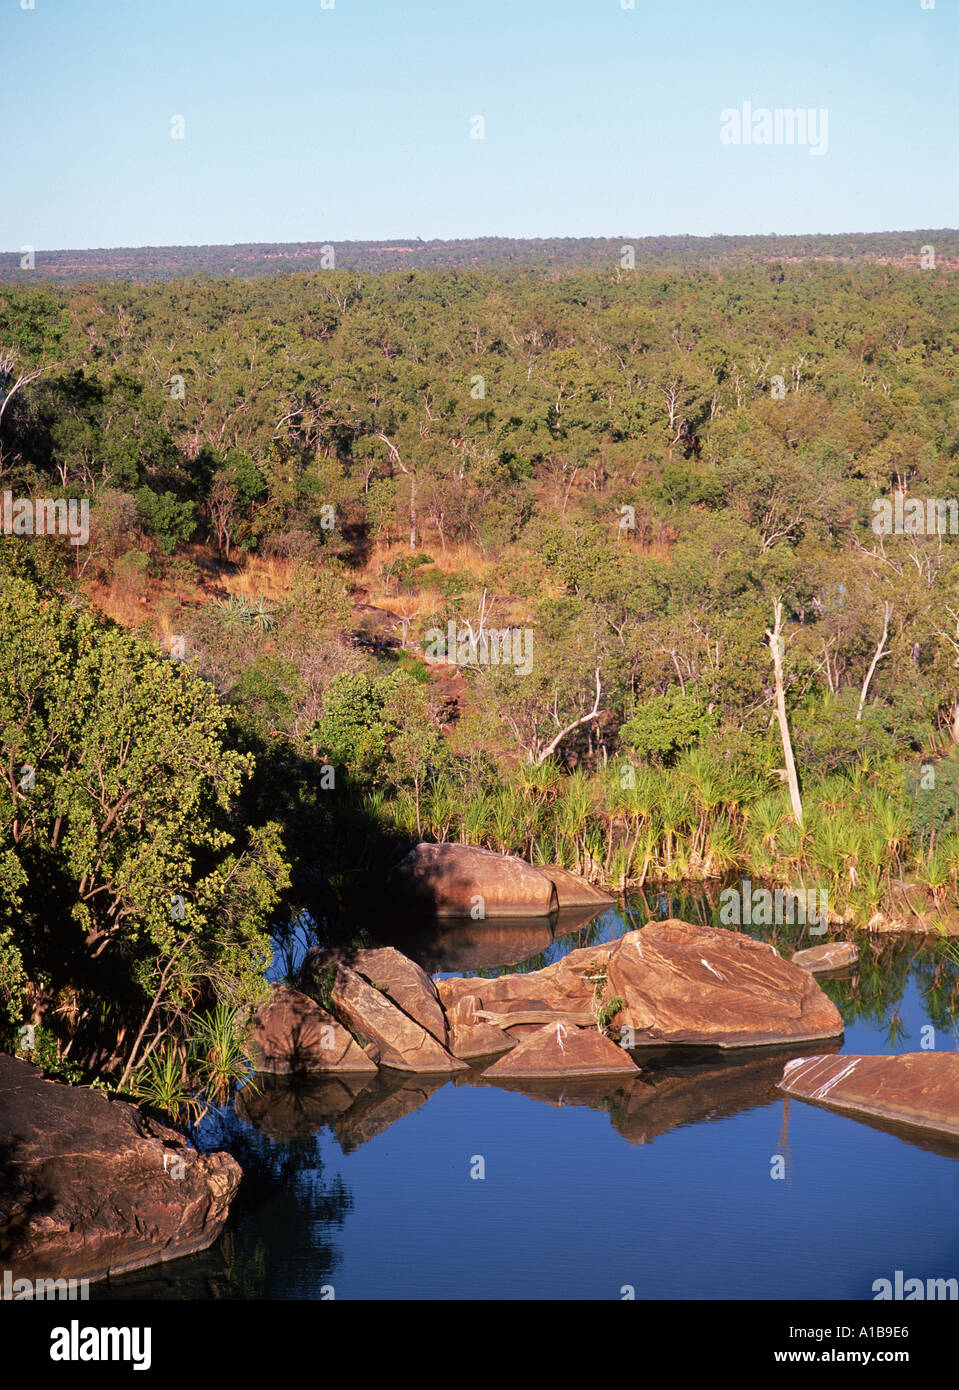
[94,897,959,1300]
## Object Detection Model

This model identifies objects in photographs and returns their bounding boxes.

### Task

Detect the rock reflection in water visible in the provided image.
[389,905,605,975]
[235,1039,844,1155]
[236,1069,452,1153]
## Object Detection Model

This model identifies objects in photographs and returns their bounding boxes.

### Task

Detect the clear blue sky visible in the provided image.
[1,0,956,250]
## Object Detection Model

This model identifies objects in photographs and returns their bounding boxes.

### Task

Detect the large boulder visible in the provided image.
[778,1052,959,1141]
[330,963,467,1073]
[0,1054,241,1283]
[387,842,559,918]
[302,946,447,1045]
[602,920,844,1048]
[481,1023,640,1079]
[248,985,377,1075]
[790,942,858,974]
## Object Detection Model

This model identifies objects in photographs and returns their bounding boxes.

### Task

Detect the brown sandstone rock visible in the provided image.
[482,1023,640,1079]
[778,1052,959,1141]
[330,963,467,1073]
[387,842,559,918]
[437,940,615,1019]
[448,1022,516,1059]
[248,985,377,1074]
[446,993,483,1026]
[0,1054,241,1284]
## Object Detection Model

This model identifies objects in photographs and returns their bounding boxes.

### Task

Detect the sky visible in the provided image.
[1,0,956,251]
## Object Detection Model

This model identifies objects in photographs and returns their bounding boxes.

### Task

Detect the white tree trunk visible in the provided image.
[767,601,803,828]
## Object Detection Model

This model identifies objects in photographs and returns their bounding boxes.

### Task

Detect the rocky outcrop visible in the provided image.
[481,1023,640,1079]
[438,920,843,1051]
[386,842,559,918]
[330,962,467,1073]
[790,942,858,974]
[248,985,377,1075]
[448,1023,516,1059]
[443,993,515,1058]
[778,1052,959,1141]
[603,920,844,1048]
[0,1054,241,1283]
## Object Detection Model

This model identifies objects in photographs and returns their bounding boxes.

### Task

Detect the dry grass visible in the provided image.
[218,554,296,601]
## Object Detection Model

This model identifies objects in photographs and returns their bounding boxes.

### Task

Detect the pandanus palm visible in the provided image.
[678,749,727,859]
[426,776,457,842]
[462,792,492,848]
[868,789,910,880]
[558,772,594,869]
[658,782,696,876]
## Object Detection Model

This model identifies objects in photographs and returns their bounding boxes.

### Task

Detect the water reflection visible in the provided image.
[94,893,959,1301]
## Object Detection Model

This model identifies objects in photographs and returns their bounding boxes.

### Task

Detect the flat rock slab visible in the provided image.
[331,962,467,1073]
[387,842,559,918]
[448,1021,516,1059]
[604,921,844,1048]
[438,940,617,1019]
[303,945,447,1045]
[790,942,858,974]
[778,1052,959,1141]
[482,1023,640,1079]
[0,1055,241,1283]
[538,865,614,909]
[249,985,377,1074]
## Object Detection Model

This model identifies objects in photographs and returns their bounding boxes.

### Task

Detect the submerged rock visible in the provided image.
[386,842,559,918]
[778,1052,959,1142]
[0,1054,241,1284]
[790,942,858,974]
